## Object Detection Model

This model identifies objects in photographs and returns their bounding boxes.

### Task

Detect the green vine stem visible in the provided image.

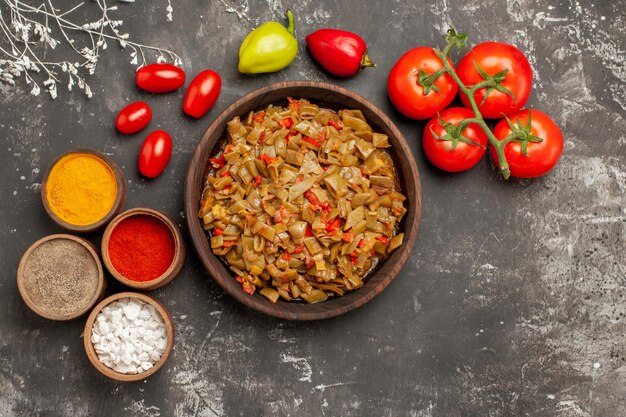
[431,29,527,180]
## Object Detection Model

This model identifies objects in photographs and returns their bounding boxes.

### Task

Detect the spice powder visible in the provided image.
[21,238,100,318]
[46,152,117,226]
[108,215,175,282]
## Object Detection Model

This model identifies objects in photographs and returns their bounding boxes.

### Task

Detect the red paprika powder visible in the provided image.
[108,214,175,282]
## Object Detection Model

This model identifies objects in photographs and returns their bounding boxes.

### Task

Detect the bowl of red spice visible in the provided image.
[101,208,185,290]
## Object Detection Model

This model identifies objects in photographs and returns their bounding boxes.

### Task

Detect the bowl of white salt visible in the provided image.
[83,292,174,381]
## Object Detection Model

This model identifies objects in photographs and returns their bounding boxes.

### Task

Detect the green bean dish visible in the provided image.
[198,98,407,304]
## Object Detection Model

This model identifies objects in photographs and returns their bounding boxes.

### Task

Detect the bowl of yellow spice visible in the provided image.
[41,150,127,233]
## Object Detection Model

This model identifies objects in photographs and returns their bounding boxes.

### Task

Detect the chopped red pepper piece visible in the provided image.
[305,226,314,237]
[357,238,366,248]
[221,171,231,177]
[209,155,226,168]
[253,175,262,187]
[290,245,305,254]
[259,131,266,144]
[213,228,224,236]
[278,117,294,129]
[287,97,299,112]
[234,275,244,284]
[253,111,266,124]
[223,240,238,248]
[304,190,321,205]
[296,175,304,183]
[328,119,343,130]
[301,136,321,147]
[223,185,232,191]
[325,217,341,232]
[349,253,358,265]
[285,131,295,143]
[281,251,292,261]
[259,154,277,164]
[242,281,256,295]
[321,202,332,212]
[375,236,389,245]
[342,231,355,243]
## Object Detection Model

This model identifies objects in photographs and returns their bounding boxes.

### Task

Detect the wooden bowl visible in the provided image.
[83,292,175,382]
[41,150,127,233]
[184,81,422,320]
[101,208,186,291]
[17,234,106,321]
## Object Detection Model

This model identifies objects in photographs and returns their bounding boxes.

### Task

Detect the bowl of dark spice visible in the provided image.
[84,292,174,381]
[17,234,106,320]
[101,208,185,290]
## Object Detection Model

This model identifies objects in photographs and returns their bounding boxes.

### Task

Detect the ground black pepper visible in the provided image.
[21,238,100,317]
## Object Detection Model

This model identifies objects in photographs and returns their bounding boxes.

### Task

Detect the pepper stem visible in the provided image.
[285,9,295,35]
[361,51,375,68]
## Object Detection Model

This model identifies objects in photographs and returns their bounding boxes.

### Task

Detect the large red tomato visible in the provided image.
[423,107,488,172]
[457,42,532,118]
[387,47,458,120]
[490,109,563,178]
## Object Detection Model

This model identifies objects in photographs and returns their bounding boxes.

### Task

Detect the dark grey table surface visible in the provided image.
[1,0,625,416]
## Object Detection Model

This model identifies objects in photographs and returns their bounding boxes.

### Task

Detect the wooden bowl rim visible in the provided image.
[17,234,106,321]
[101,208,186,291]
[83,291,175,382]
[40,149,127,233]
[184,80,422,320]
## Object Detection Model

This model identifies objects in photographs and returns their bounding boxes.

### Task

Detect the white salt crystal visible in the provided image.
[90,298,168,375]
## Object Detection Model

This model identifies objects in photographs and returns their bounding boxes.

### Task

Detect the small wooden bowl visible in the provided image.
[41,150,127,233]
[83,292,175,382]
[101,208,186,290]
[17,234,106,321]
[184,81,422,320]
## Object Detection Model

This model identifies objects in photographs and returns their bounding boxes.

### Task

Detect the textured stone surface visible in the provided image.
[1,0,624,416]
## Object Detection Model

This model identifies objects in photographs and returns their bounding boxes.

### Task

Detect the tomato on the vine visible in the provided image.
[457,42,532,119]
[423,107,488,172]
[183,70,222,118]
[490,109,563,178]
[138,130,172,178]
[387,47,458,120]
[115,101,152,134]
[136,63,185,93]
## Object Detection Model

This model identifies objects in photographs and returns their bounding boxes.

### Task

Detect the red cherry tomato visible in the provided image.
[138,130,172,178]
[136,63,185,93]
[423,107,488,172]
[457,42,532,118]
[115,101,152,134]
[183,70,222,118]
[387,47,458,120]
[490,109,563,178]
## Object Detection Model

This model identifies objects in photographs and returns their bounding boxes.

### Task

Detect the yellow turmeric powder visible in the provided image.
[46,152,118,226]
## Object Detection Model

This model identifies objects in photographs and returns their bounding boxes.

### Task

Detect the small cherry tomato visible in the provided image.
[387,46,458,120]
[138,130,172,178]
[115,101,152,134]
[457,42,532,118]
[490,109,563,178]
[136,63,185,93]
[183,69,222,118]
[423,107,488,172]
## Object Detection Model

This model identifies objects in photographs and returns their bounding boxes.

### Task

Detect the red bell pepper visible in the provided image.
[306,29,375,77]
